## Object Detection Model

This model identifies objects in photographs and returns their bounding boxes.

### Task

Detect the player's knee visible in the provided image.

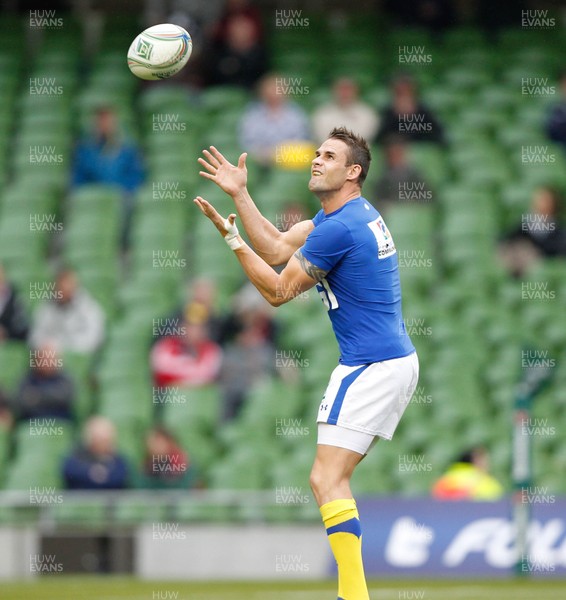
[310,462,341,498]
[309,464,323,496]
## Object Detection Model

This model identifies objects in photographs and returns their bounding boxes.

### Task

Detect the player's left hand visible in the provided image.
[193,196,236,238]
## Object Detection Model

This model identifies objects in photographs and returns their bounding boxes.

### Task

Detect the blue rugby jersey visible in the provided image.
[301,196,415,366]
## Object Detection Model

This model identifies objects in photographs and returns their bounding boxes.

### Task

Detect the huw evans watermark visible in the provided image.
[275,486,310,504]
[29,145,63,164]
[152,250,186,269]
[521,281,555,300]
[29,418,64,436]
[30,554,63,573]
[152,523,186,540]
[398,454,432,472]
[521,213,555,233]
[152,181,187,201]
[29,77,63,95]
[275,418,310,437]
[275,554,310,572]
[29,282,62,301]
[274,9,309,28]
[521,10,555,29]
[521,145,556,164]
[152,318,186,337]
[29,486,63,504]
[29,10,63,28]
[398,46,432,64]
[30,213,63,232]
[152,386,188,404]
[152,113,186,132]
[520,417,555,437]
[521,350,555,369]
[152,454,187,474]
[275,350,310,368]
[521,77,555,96]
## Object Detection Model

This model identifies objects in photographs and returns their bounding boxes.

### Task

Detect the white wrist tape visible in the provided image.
[224,218,243,250]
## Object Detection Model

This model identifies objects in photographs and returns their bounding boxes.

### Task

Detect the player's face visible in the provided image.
[308,139,353,193]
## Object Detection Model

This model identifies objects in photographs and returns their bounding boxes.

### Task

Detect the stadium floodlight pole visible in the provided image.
[512,350,553,577]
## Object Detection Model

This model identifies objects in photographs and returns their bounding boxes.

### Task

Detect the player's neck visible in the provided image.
[318,189,361,214]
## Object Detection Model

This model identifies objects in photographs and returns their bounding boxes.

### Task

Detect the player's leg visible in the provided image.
[312,354,418,599]
[310,429,375,600]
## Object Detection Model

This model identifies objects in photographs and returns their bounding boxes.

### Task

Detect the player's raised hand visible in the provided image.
[194,196,242,250]
[193,196,235,236]
[198,146,248,197]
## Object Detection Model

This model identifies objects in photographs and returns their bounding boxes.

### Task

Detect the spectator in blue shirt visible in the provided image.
[72,105,144,192]
[63,416,129,490]
[72,105,145,247]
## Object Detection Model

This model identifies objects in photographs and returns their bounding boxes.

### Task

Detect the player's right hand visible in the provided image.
[198,146,247,198]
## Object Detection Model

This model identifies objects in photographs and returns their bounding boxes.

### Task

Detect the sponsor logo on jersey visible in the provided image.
[368,216,397,259]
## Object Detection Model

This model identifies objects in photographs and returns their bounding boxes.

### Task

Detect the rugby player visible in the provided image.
[195,127,419,600]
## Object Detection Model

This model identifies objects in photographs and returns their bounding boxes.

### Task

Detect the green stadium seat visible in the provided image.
[208,449,268,490]
[61,352,94,423]
[162,385,222,433]
[4,420,74,490]
[200,86,250,114]
[406,143,449,189]
[0,342,29,394]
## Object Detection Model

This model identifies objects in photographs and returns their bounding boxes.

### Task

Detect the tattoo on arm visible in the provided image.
[294,250,328,282]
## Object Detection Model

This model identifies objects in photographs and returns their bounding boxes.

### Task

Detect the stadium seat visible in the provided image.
[4,420,74,490]
[0,342,29,394]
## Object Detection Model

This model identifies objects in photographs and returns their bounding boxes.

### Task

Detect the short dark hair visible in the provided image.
[328,126,372,186]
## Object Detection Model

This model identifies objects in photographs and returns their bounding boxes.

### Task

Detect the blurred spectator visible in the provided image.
[219,281,277,345]
[312,77,380,144]
[166,278,223,344]
[432,447,504,501]
[546,71,566,152]
[206,13,267,87]
[30,268,105,355]
[219,283,276,419]
[72,105,144,193]
[499,186,566,277]
[14,343,74,422]
[376,74,445,144]
[212,0,263,45]
[63,416,129,490]
[239,73,311,165]
[375,135,433,209]
[137,426,197,489]
[151,314,222,388]
[0,263,29,343]
[72,105,145,246]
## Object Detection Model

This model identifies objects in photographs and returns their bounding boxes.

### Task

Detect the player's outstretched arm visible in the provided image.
[198,146,313,266]
[194,196,322,306]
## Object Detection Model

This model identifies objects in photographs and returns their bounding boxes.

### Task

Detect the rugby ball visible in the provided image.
[127,23,192,80]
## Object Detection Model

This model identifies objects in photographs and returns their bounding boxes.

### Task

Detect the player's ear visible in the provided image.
[347,164,362,182]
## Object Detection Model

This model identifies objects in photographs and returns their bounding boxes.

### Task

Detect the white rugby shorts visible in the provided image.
[317,352,419,453]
